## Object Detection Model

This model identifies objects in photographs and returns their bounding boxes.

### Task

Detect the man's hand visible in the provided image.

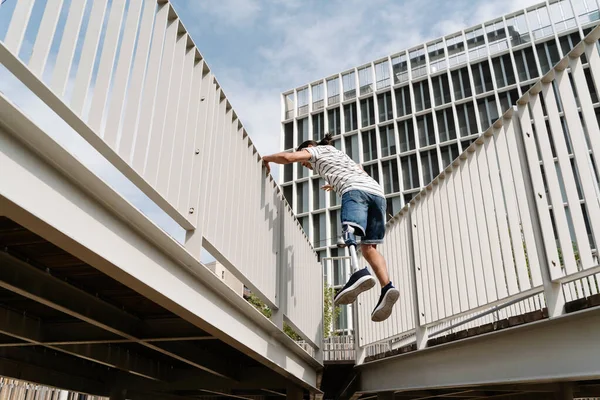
[263,158,271,176]
[321,184,333,192]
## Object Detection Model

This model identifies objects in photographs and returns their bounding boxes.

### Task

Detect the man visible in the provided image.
[263,134,399,322]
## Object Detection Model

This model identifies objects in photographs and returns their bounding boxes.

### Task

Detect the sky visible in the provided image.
[0,0,545,260]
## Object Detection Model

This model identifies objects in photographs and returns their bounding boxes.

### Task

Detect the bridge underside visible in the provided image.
[0,216,301,399]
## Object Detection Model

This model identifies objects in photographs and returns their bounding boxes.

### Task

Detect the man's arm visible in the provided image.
[263,149,311,174]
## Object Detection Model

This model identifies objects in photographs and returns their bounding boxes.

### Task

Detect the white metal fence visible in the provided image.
[356,25,600,352]
[0,0,322,351]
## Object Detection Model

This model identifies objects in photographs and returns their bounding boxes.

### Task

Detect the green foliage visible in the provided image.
[323,283,342,338]
[247,293,272,318]
[284,323,302,341]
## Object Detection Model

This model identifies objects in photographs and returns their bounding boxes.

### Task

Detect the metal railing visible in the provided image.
[0,0,322,353]
[355,26,600,358]
[328,94,340,105]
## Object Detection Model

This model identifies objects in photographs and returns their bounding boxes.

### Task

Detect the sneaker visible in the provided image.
[334,267,376,306]
[371,282,400,322]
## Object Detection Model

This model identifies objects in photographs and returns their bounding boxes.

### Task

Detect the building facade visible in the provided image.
[280,0,600,333]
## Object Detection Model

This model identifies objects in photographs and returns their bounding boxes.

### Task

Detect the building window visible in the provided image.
[456,102,478,137]
[297,118,308,147]
[313,177,326,210]
[409,47,427,78]
[284,93,294,120]
[441,143,460,167]
[334,303,349,332]
[392,53,409,84]
[345,134,360,163]
[312,82,324,110]
[417,113,436,147]
[398,119,416,152]
[382,159,400,194]
[401,155,420,190]
[477,95,500,131]
[328,107,341,136]
[506,12,531,46]
[343,71,356,100]
[492,54,516,88]
[528,6,553,40]
[559,32,582,56]
[375,60,391,89]
[300,215,309,237]
[298,88,309,116]
[413,80,431,111]
[536,39,561,74]
[313,112,325,140]
[421,149,440,185]
[297,182,308,214]
[284,122,293,150]
[362,129,378,162]
[437,107,456,143]
[344,103,358,132]
[428,40,447,73]
[380,124,397,157]
[360,98,375,127]
[513,47,539,81]
[498,89,520,112]
[395,86,412,117]
[550,0,577,32]
[283,185,293,206]
[329,209,341,246]
[284,164,293,182]
[486,20,508,54]
[404,192,416,205]
[466,27,487,61]
[585,68,599,104]
[432,74,451,106]
[471,60,494,94]
[313,212,326,248]
[378,92,393,122]
[327,77,340,105]
[451,67,472,100]
[572,0,600,24]
[446,34,467,67]
[385,196,402,221]
[359,66,373,95]
[363,163,380,183]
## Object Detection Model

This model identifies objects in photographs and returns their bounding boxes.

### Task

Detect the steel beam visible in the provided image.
[359,308,600,393]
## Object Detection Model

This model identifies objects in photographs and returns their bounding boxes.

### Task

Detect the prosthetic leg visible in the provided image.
[333,224,376,306]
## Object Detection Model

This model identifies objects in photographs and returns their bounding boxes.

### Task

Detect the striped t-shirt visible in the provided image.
[304,145,385,198]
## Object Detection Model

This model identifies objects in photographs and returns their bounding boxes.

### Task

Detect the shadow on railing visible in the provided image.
[355,25,600,363]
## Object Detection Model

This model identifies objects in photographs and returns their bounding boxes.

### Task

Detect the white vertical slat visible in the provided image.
[570,54,600,184]
[117,0,164,160]
[411,203,428,327]
[421,193,440,323]
[493,120,531,291]
[452,160,479,308]
[237,135,252,268]
[28,0,65,77]
[102,0,144,147]
[475,140,508,299]
[171,56,203,212]
[542,82,595,269]
[132,14,177,174]
[70,0,109,116]
[555,69,600,252]
[209,102,230,245]
[204,98,227,241]
[87,0,127,132]
[388,222,401,334]
[446,169,470,312]
[398,219,411,332]
[485,128,523,295]
[157,43,195,196]
[50,0,88,97]
[468,145,499,302]
[529,94,578,277]
[516,103,564,279]
[460,152,488,305]
[145,29,186,186]
[432,180,453,317]
[3,0,35,55]
[220,116,239,258]
[439,174,462,315]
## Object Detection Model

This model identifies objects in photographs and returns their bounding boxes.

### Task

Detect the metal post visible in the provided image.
[407,207,428,349]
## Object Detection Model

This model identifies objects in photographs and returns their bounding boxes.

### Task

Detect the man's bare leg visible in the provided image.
[361,244,390,287]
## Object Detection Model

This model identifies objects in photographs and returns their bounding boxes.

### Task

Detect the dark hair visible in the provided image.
[296,132,333,151]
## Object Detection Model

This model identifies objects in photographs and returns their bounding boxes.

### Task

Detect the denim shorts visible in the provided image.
[341,190,387,245]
